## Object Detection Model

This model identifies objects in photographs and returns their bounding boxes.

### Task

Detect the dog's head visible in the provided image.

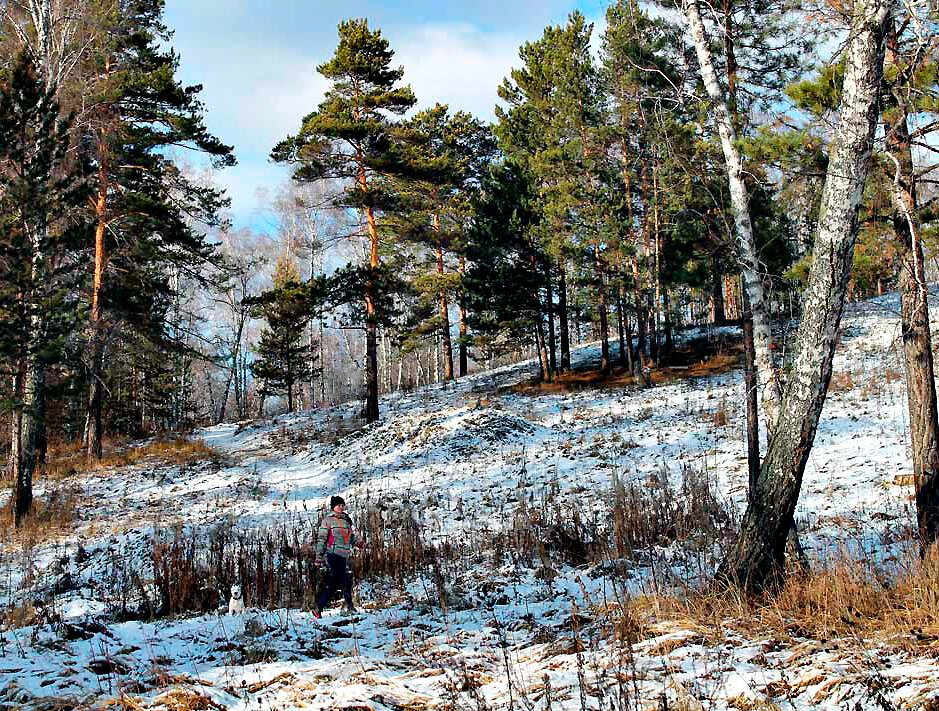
[230,584,242,600]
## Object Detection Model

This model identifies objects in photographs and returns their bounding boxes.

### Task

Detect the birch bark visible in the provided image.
[717,0,892,591]
[683,0,782,426]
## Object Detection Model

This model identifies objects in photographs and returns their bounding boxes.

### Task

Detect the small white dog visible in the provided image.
[228,584,245,615]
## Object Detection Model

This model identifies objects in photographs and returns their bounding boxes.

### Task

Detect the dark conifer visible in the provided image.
[251,257,323,414]
[0,54,87,524]
[272,18,415,423]
[80,0,235,458]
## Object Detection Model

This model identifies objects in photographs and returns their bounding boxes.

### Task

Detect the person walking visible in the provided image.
[313,495,363,618]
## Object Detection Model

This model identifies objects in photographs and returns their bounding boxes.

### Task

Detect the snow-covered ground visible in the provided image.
[0,293,936,710]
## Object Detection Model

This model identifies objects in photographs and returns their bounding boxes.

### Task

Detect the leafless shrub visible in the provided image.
[608,464,736,560]
[152,521,323,617]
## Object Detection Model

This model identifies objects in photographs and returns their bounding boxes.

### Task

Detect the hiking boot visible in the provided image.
[311,607,321,620]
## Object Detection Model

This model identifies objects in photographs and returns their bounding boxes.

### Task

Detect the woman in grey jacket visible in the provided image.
[313,495,363,617]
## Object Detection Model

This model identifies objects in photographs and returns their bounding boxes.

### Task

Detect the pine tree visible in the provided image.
[79,0,235,459]
[394,104,496,381]
[251,257,322,414]
[464,162,547,371]
[601,1,687,365]
[272,18,415,423]
[0,53,87,525]
[496,12,604,376]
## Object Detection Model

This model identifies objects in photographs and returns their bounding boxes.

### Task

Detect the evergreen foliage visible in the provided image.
[0,53,88,522]
[80,0,235,455]
[0,54,86,377]
[250,257,325,414]
[272,18,416,422]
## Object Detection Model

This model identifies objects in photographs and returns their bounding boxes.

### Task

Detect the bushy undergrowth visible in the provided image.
[148,463,735,618]
[152,521,324,616]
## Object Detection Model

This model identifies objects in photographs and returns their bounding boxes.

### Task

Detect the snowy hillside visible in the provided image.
[1,294,937,711]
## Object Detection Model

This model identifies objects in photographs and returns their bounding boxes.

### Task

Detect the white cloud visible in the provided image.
[395,23,524,122]
[171,11,608,232]
[194,23,530,229]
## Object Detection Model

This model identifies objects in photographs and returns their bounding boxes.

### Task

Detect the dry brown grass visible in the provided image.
[151,689,226,711]
[93,436,225,470]
[43,435,226,477]
[0,483,85,546]
[703,398,730,427]
[828,371,856,393]
[628,549,939,647]
[510,365,651,395]
[1,436,222,545]
[511,353,742,396]
[510,336,744,396]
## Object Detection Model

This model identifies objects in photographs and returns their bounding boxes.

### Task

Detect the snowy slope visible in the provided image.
[0,293,936,711]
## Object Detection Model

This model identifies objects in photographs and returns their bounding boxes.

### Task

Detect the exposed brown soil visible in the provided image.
[509,333,745,395]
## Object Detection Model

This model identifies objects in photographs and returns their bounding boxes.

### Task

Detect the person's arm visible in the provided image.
[315,517,330,562]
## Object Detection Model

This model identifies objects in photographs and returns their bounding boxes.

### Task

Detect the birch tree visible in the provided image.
[700,0,894,591]
[683,0,782,426]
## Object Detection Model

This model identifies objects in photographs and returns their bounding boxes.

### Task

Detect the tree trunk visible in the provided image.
[883,27,939,546]
[10,372,22,521]
[233,350,243,419]
[742,280,760,499]
[558,258,571,372]
[716,0,891,592]
[711,258,726,325]
[363,202,380,422]
[434,333,441,384]
[595,243,610,373]
[631,255,647,363]
[896,240,939,544]
[87,153,109,459]
[546,263,557,375]
[14,360,42,526]
[663,288,673,354]
[532,255,551,381]
[534,317,550,381]
[14,217,50,524]
[458,255,469,377]
[617,284,627,366]
[652,166,662,360]
[624,306,634,372]
[684,0,782,426]
[435,220,454,382]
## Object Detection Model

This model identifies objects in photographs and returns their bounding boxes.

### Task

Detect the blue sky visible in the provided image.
[162,0,608,232]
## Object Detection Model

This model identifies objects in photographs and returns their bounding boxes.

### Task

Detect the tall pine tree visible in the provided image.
[496,12,604,376]
[78,0,235,459]
[393,104,496,381]
[0,54,87,524]
[272,19,415,423]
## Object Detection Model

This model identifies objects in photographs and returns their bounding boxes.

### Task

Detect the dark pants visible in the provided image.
[317,552,353,611]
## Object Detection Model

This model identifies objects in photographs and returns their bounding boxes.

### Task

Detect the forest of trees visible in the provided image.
[1,0,938,589]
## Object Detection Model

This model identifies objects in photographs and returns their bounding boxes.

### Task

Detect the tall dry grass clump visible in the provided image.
[646,545,939,646]
[0,484,84,545]
[41,435,225,478]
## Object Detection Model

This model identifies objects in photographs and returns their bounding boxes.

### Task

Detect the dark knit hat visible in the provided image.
[330,495,346,509]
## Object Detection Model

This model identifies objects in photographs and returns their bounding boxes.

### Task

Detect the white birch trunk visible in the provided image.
[683,0,782,428]
[717,0,893,591]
